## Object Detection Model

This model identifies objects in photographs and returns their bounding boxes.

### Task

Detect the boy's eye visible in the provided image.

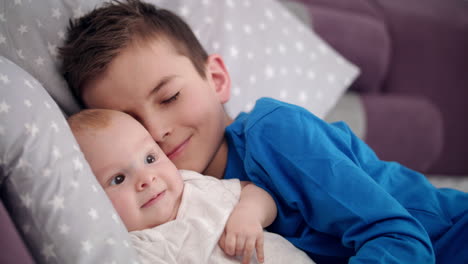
[161,91,180,104]
[145,154,157,164]
[110,174,125,186]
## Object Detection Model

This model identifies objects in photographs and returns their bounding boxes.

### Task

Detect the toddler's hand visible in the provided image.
[218,204,265,264]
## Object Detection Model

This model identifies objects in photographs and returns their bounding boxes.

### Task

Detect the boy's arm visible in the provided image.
[243,103,435,263]
[218,181,277,264]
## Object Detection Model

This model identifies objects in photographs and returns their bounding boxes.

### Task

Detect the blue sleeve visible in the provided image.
[243,105,435,263]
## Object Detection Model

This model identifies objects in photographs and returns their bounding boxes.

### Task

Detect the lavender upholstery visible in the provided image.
[0,199,35,264]
[374,0,468,175]
[303,0,390,94]
[296,0,468,175]
[362,94,443,171]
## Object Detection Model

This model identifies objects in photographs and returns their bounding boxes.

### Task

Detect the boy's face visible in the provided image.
[77,112,184,231]
[83,39,231,177]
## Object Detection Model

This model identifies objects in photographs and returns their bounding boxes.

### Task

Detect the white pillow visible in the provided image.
[0,0,358,118]
[178,0,360,117]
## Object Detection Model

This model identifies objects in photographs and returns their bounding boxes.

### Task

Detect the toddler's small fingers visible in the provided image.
[218,233,226,250]
[256,235,265,263]
[224,233,236,256]
[241,239,256,264]
[235,236,246,257]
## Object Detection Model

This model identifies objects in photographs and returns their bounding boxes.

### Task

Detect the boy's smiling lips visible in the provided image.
[165,136,191,160]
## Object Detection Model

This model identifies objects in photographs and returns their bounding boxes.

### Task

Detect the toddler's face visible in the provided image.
[78,112,184,231]
[82,38,231,176]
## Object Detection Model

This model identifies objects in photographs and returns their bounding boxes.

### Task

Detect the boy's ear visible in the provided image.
[206,54,231,103]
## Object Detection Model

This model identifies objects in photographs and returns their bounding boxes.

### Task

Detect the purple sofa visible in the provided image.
[295,0,468,175]
[0,199,35,263]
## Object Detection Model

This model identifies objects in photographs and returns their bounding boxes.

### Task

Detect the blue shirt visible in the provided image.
[224,98,468,264]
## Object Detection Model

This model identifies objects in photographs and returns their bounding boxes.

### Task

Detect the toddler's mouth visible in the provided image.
[141,191,165,208]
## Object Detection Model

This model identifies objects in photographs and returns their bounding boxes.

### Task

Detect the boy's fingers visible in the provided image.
[256,235,265,263]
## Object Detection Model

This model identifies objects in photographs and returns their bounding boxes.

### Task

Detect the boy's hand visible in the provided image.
[218,203,265,264]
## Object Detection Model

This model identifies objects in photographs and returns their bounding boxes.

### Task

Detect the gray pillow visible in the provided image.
[0,0,358,118]
[0,56,140,263]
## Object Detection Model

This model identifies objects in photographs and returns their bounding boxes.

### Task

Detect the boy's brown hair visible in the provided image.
[59,0,208,104]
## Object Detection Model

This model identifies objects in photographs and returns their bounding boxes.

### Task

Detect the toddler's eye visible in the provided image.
[145,154,157,164]
[110,174,126,186]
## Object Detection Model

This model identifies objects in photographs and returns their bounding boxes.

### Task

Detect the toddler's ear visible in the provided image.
[206,54,231,103]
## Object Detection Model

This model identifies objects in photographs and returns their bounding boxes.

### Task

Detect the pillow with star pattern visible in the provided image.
[0,56,140,263]
[0,0,358,118]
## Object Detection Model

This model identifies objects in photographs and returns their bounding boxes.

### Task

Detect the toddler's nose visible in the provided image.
[136,172,156,191]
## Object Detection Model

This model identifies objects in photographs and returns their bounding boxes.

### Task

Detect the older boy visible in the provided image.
[60,1,468,263]
[68,109,314,264]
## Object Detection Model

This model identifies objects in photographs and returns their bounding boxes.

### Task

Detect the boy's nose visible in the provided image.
[142,115,172,143]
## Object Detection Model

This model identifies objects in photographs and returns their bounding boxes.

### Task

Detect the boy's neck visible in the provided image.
[203,139,229,179]
[203,114,233,179]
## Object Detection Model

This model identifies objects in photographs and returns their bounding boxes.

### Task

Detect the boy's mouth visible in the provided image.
[166,136,191,160]
[141,191,166,208]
